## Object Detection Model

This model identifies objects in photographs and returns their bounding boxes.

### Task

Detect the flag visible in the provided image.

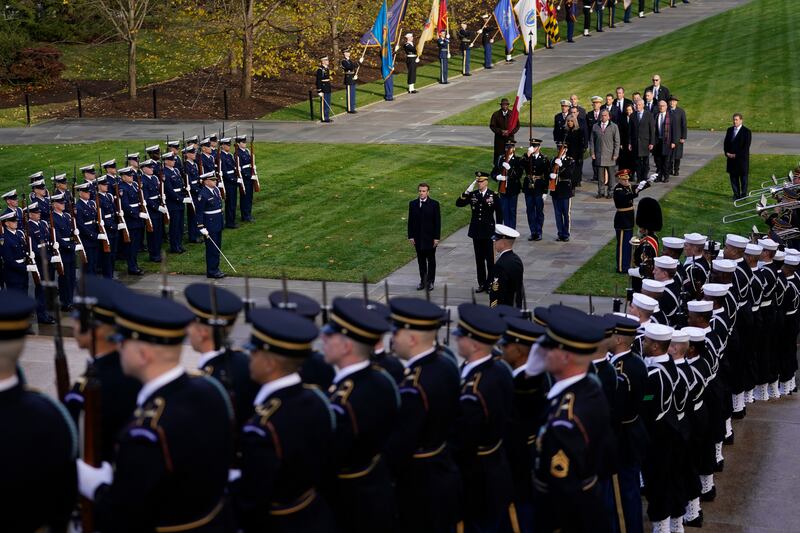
[513,0,537,52]
[623,0,632,7]
[494,0,520,52]
[537,0,560,43]
[362,0,394,79]
[437,0,448,34]
[507,36,533,132]
[360,0,409,46]
[416,0,441,56]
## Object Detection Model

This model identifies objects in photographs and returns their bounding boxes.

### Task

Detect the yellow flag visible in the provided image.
[416,0,441,56]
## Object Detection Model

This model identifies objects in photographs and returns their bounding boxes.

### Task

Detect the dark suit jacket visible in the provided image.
[653,110,680,156]
[645,84,670,104]
[553,112,569,144]
[612,98,633,117]
[643,100,657,115]
[630,110,656,158]
[603,104,622,124]
[670,106,688,159]
[723,125,751,175]
[490,110,520,156]
[407,197,441,250]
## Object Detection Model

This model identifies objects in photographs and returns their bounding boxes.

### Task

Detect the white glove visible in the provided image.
[75,244,84,252]
[648,175,657,183]
[117,211,125,218]
[466,180,477,193]
[200,228,209,237]
[527,146,535,155]
[359,57,364,64]
[228,469,242,483]
[447,52,452,59]
[73,228,80,236]
[317,91,323,97]
[26,264,38,273]
[158,206,168,215]
[139,212,150,220]
[183,197,192,204]
[477,29,483,34]
[28,251,35,261]
[52,242,60,251]
[554,158,563,166]
[77,460,113,500]
[353,75,358,81]
[496,175,507,182]
[502,162,511,170]
[51,255,62,263]
[549,172,558,180]
[490,38,494,43]
[524,341,547,376]
[415,57,420,63]
[117,223,126,230]
[98,233,108,241]
[636,181,647,192]
[469,43,473,48]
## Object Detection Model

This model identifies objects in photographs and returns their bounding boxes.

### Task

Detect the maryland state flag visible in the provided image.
[537,0,560,43]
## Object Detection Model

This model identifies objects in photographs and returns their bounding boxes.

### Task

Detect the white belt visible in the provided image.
[694,400,703,411]
[241,164,251,169]
[204,209,222,215]
[37,243,45,249]
[173,188,182,192]
[104,214,112,219]
[677,413,685,421]
[148,195,159,200]
[788,310,798,315]
[752,305,760,312]
[737,301,746,309]
[60,237,71,242]
[15,259,24,264]
[225,170,234,175]
[83,221,94,225]
[129,203,139,208]
[761,300,773,307]
[407,54,417,57]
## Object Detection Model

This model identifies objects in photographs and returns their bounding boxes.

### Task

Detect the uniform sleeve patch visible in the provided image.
[550,449,570,479]
[129,427,159,442]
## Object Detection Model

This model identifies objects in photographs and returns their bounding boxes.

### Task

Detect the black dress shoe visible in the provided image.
[427,283,434,291]
[416,283,425,290]
[128,269,144,276]
[60,305,75,312]
[207,271,226,279]
[533,234,542,241]
[723,434,734,445]
[475,286,486,293]
[225,224,239,229]
[562,236,570,242]
[528,235,535,241]
[684,510,703,528]
[714,459,724,472]
[700,486,716,502]
[149,257,163,263]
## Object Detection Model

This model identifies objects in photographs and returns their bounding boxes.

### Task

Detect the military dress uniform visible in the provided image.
[316,61,333,123]
[118,171,144,275]
[458,26,473,75]
[613,174,638,273]
[0,213,28,293]
[26,205,54,322]
[456,178,503,292]
[196,174,226,278]
[183,151,202,243]
[490,227,524,308]
[96,178,118,279]
[163,159,186,254]
[437,35,450,83]
[75,191,100,275]
[342,54,358,113]
[219,143,239,229]
[493,148,523,229]
[551,157,576,241]
[403,41,418,90]
[521,145,550,240]
[140,166,164,263]
[30,184,51,221]
[51,197,77,309]
[235,136,256,223]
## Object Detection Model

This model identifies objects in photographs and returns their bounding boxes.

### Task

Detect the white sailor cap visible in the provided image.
[688,300,713,313]
[405,32,413,38]
[53,173,68,182]
[785,254,800,266]
[745,243,763,255]
[712,259,736,273]
[560,99,570,106]
[682,326,706,342]
[725,234,748,248]
[702,283,729,297]
[75,182,92,191]
[30,179,46,187]
[145,144,161,152]
[186,135,198,144]
[127,152,140,160]
[632,293,658,312]
[24,201,38,212]
[786,248,800,256]
[493,224,520,240]
[51,192,66,202]
[166,140,180,148]
[613,312,640,322]
[2,189,17,199]
[662,237,684,250]
[774,250,786,261]
[219,137,232,144]
[757,238,779,251]
[102,159,116,168]
[118,166,135,175]
[200,171,217,180]
[642,279,666,294]
[80,164,96,173]
[28,171,43,180]
[199,138,212,146]
[140,159,156,167]
[644,323,673,341]
[654,256,679,270]
[0,210,16,222]
[684,232,707,246]
[591,95,603,103]
[627,267,642,278]
[671,329,690,343]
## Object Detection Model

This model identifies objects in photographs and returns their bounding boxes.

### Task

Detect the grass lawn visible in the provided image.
[0,102,69,128]
[0,142,494,281]
[440,0,800,133]
[556,154,799,296]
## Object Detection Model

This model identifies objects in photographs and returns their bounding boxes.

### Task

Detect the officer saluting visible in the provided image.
[456,172,503,293]
[403,33,419,93]
[490,224,524,308]
[0,289,78,532]
[521,139,549,241]
[234,307,336,531]
[341,49,358,113]
[316,56,333,123]
[76,293,233,531]
[196,171,226,279]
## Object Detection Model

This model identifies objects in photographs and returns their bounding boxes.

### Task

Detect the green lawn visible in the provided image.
[441,0,800,133]
[556,154,799,296]
[0,102,69,128]
[0,141,495,281]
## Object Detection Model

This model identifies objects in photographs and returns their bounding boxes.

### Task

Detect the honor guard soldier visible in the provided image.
[632,196,662,291]
[384,297,462,533]
[458,22,473,76]
[196,171,226,279]
[235,135,256,223]
[0,210,28,292]
[456,172,503,293]
[653,256,681,325]
[521,139,549,241]
[493,140,523,229]
[0,289,78,533]
[209,133,220,156]
[480,14,494,68]
[75,181,101,275]
[117,167,144,275]
[361,300,406,384]
[551,147,576,242]
[321,297,400,533]
[64,276,141,462]
[565,0,577,42]
[94,177,117,278]
[683,232,710,298]
[219,137,239,229]
[166,140,183,173]
[528,307,613,532]
[25,202,56,323]
[403,33,419,93]
[661,236,687,286]
[183,144,202,243]
[76,293,233,532]
[341,49,358,113]
[268,290,335,389]
[101,159,118,191]
[140,159,164,263]
[185,283,259,429]
[52,174,73,210]
[80,164,98,199]
[30,177,50,221]
[499,317,547,532]
[234,307,336,532]
[163,152,186,254]
[437,30,450,84]
[126,152,140,174]
[490,224,524,308]
[316,56,333,123]
[51,192,77,309]
[613,169,650,273]
[145,144,162,176]
[451,303,513,531]
[2,189,23,222]
[583,0,592,36]
[199,138,217,174]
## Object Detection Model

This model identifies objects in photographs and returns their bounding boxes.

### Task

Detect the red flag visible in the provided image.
[437,0,448,33]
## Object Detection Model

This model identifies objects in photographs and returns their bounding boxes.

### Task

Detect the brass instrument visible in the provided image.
[629,235,642,246]
[723,194,800,224]
[734,179,800,207]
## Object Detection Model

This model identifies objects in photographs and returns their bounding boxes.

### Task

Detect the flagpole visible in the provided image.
[528,31,534,143]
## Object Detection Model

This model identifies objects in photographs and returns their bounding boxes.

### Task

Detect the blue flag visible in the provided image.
[360,0,408,46]
[493,0,520,52]
[361,0,397,80]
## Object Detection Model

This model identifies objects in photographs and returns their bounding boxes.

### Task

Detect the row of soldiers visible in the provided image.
[0,134,260,320]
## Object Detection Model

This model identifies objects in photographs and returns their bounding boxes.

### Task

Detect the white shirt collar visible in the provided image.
[403,346,437,368]
[609,349,631,364]
[0,374,19,392]
[137,366,185,406]
[645,353,671,366]
[547,373,587,399]
[512,365,526,377]
[333,359,371,384]
[674,358,686,365]
[197,349,223,370]
[253,373,301,406]
[461,353,493,379]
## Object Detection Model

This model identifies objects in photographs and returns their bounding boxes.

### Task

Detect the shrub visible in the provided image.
[7,45,65,83]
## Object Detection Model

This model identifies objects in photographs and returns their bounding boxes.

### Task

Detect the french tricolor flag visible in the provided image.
[507,47,533,133]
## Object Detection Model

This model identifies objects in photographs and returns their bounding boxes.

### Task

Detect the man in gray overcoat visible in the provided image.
[590,109,620,198]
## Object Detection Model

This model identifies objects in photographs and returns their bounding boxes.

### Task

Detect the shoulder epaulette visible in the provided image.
[26,386,78,459]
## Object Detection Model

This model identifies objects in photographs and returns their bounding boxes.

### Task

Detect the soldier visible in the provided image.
[551,147,576,242]
[652,256,682,325]
[480,14,494,68]
[437,29,450,84]
[668,329,691,531]
[521,139,550,241]
[183,144,202,243]
[566,0,577,42]
[218,138,239,230]
[661,236,687,286]
[51,192,76,310]
[166,140,183,174]
[235,135,256,223]
[683,232,710,298]
[458,22,473,76]
[145,144,162,176]
[76,293,233,531]
[403,33,419,93]
[126,152,140,174]
[185,283,259,429]
[553,99,571,146]
[384,297,461,532]
[493,140,523,230]
[629,293,659,356]
[779,254,800,395]
[94,176,117,279]
[80,164,98,199]
[321,297,399,532]
[360,300,405,383]
[52,174,73,212]
[316,56,333,123]
[25,202,55,323]
[451,303,513,531]
[234,307,336,531]
[341,48,358,113]
[631,197,662,291]
[139,159,164,263]
[595,0,605,32]
[2,189,23,222]
[75,181,101,275]
[0,289,78,532]
[196,171,226,279]
[614,169,647,273]
[0,210,28,292]
[30,178,51,221]
[456,172,503,293]
[101,159,119,191]
[583,0,592,36]
[64,276,141,462]
[490,224,523,308]
[199,138,217,174]
[163,152,185,254]
[117,167,144,276]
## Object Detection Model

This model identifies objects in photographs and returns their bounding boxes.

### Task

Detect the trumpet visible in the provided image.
[735,178,799,206]
[723,195,800,224]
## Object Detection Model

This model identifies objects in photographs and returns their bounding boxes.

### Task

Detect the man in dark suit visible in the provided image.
[643,90,657,115]
[490,98,520,162]
[669,96,688,175]
[489,224,524,308]
[645,75,670,104]
[603,93,621,124]
[630,99,656,183]
[456,173,503,293]
[653,100,679,183]
[553,100,571,145]
[724,113,752,200]
[613,86,633,122]
[408,182,441,291]
[570,94,587,120]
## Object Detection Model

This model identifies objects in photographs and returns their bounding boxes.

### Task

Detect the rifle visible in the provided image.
[160,254,172,299]
[362,275,369,306]
[96,187,111,253]
[182,132,197,216]
[214,129,226,200]
[321,280,330,324]
[48,202,65,276]
[233,142,246,196]
[157,157,170,226]
[21,199,41,286]
[250,124,261,193]
[243,275,254,323]
[114,182,131,243]
[70,171,88,265]
[40,246,69,400]
[137,174,154,233]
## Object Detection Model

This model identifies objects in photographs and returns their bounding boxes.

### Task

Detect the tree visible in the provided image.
[90,0,153,99]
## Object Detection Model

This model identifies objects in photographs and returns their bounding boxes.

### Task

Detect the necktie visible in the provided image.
[638,112,642,120]
[601,123,606,132]
[659,114,664,135]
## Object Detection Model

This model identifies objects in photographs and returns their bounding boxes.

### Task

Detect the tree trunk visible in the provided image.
[128,39,137,99]
[330,16,339,60]
[240,0,254,99]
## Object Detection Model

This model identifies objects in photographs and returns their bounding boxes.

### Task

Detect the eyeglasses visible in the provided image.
[652,78,659,82]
